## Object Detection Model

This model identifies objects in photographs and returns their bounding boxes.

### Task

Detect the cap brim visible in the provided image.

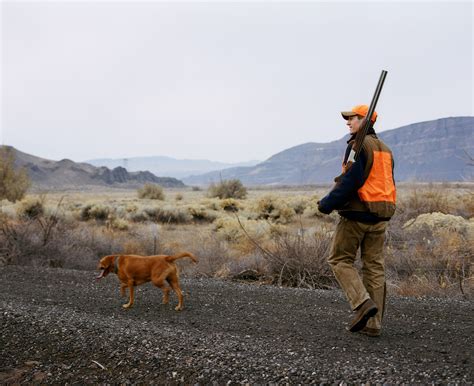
[341,111,357,120]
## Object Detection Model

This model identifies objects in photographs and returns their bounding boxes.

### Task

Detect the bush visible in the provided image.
[186,205,219,223]
[213,217,271,254]
[289,197,309,215]
[80,204,111,221]
[220,198,240,212]
[263,229,335,289]
[176,229,238,278]
[0,147,30,202]
[0,200,76,267]
[106,217,129,231]
[128,210,149,223]
[202,199,220,211]
[18,198,44,220]
[207,179,247,199]
[144,206,192,224]
[385,225,472,297]
[138,184,165,200]
[396,186,450,223]
[254,195,295,224]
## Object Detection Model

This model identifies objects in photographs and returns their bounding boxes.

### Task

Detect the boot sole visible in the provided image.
[360,327,381,337]
[349,306,378,332]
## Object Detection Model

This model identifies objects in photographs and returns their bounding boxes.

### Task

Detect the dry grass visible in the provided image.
[1,183,472,298]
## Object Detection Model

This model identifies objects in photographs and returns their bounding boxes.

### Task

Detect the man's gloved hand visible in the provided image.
[317,200,332,215]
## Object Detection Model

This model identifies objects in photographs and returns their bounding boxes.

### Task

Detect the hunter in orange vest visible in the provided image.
[318,104,396,337]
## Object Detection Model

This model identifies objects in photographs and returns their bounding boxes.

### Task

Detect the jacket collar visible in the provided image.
[347,126,377,144]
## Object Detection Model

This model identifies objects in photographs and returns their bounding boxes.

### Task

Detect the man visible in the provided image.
[318,104,396,337]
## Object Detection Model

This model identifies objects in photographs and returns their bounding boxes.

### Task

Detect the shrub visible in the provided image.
[202,198,220,211]
[187,205,218,223]
[80,204,110,221]
[18,198,44,220]
[144,206,192,224]
[107,217,129,231]
[128,210,149,223]
[207,179,247,199]
[403,212,472,236]
[179,230,237,278]
[396,186,450,223]
[288,196,309,215]
[138,184,165,200]
[0,147,30,202]
[450,191,474,219]
[220,198,240,212]
[0,200,84,268]
[264,229,335,289]
[213,217,271,254]
[254,195,295,224]
[385,225,472,298]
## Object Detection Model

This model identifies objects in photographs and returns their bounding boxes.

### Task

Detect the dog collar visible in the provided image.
[114,256,120,274]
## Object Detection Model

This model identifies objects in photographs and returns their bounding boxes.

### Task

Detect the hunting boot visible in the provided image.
[362,283,386,336]
[348,298,378,332]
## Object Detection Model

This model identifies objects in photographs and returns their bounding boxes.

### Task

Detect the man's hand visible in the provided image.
[317,200,332,215]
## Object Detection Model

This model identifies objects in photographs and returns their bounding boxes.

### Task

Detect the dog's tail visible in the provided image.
[166,252,198,264]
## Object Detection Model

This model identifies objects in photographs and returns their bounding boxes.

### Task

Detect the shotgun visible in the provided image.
[335,70,387,182]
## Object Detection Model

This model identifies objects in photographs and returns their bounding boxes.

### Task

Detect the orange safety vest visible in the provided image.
[343,135,396,219]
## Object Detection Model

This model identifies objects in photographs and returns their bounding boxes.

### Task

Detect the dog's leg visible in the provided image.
[162,286,170,304]
[120,283,127,297]
[168,274,184,311]
[172,284,184,311]
[152,276,170,305]
[123,284,134,309]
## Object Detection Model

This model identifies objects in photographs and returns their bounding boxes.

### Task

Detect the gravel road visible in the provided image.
[1,265,472,384]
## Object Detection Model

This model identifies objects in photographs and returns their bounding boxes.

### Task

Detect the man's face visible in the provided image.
[346,115,364,134]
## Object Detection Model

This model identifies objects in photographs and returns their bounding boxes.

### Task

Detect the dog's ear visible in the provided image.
[99,255,114,269]
[104,255,115,269]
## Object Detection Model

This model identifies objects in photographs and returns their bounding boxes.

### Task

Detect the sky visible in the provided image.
[1,0,473,163]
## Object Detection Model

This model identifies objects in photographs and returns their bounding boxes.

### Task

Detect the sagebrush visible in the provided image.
[1,184,472,298]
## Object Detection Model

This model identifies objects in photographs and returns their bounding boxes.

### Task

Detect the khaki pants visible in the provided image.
[328,216,387,330]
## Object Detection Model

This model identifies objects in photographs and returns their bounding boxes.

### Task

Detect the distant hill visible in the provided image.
[4,146,185,190]
[183,117,474,185]
[86,156,261,179]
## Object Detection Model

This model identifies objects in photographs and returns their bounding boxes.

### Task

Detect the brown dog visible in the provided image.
[97,252,197,310]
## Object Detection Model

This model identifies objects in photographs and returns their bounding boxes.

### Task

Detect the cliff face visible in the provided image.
[183,117,474,185]
[4,117,473,189]
[86,156,261,180]
[4,147,185,190]
[380,117,473,181]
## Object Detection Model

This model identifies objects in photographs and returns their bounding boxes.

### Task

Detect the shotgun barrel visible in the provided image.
[346,70,388,165]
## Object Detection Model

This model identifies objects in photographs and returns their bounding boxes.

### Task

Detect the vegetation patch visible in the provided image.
[207,179,248,199]
[138,184,165,200]
[1,184,472,298]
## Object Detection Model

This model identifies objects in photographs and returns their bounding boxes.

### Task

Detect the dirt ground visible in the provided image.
[0,265,472,384]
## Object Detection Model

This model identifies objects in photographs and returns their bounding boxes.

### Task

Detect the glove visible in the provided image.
[317,200,332,215]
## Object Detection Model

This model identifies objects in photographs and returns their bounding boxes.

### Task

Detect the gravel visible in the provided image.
[1,265,472,384]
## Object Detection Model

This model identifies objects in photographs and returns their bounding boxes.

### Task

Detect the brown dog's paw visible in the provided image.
[122,303,132,309]
[174,305,183,311]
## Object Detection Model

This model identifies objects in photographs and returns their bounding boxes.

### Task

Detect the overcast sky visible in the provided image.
[1,1,472,163]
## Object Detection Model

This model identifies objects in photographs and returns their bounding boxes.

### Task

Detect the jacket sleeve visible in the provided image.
[318,147,367,214]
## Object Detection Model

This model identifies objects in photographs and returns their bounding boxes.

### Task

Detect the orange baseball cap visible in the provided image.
[341,104,377,122]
